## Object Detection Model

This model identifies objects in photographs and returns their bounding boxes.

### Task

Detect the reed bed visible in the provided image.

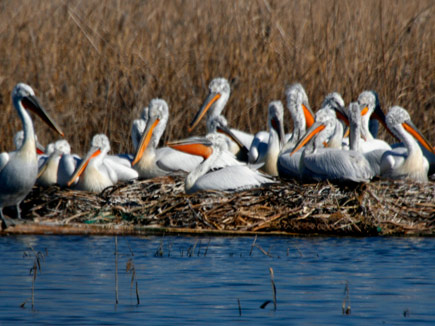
[10,177,433,236]
[0,0,434,155]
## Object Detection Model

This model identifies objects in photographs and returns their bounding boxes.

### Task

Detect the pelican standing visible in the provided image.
[380,106,435,182]
[67,134,138,192]
[290,109,375,183]
[168,133,274,194]
[0,83,64,228]
[131,99,203,179]
[188,78,254,151]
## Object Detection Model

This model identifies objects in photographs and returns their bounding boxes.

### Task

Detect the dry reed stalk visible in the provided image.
[0,0,433,156]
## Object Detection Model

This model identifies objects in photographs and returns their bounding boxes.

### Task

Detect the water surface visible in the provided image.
[0,236,434,325]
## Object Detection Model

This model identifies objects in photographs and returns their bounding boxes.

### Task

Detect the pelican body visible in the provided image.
[0,83,64,227]
[168,134,274,194]
[380,106,435,182]
[291,108,374,183]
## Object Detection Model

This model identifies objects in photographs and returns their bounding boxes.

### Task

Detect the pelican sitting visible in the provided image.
[68,134,138,192]
[168,133,275,194]
[290,108,375,183]
[131,99,203,179]
[248,101,285,176]
[37,139,72,186]
[277,87,333,180]
[0,83,64,228]
[188,77,254,151]
[380,106,435,182]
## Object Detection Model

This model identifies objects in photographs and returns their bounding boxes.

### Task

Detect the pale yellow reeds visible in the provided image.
[0,0,433,154]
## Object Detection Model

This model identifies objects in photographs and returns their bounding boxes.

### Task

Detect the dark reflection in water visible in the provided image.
[0,236,434,325]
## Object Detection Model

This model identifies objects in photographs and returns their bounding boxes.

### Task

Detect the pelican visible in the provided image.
[347,102,385,176]
[37,139,72,186]
[0,83,64,228]
[168,133,275,194]
[290,108,375,183]
[357,91,392,152]
[248,101,285,176]
[131,99,202,179]
[188,77,254,150]
[67,134,138,192]
[277,87,335,180]
[380,106,435,182]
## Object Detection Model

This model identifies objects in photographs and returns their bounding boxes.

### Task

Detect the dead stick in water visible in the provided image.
[115,236,119,304]
[238,298,242,316]
[270,267,277,311]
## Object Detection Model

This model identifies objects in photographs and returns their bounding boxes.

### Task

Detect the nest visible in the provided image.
[6,176,433,236]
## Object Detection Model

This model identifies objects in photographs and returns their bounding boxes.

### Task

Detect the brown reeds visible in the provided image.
[0,0,433,155]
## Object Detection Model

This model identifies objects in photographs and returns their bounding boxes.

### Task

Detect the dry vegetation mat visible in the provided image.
[3,177,434,236]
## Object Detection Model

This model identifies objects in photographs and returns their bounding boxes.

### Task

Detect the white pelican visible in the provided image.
[248,101,285,176]
[290,109,375,183]
[168,133,274,194]
[0,83,64,228]
[347,102,385,176]
[67,134,138,192]
[276,87,335,180]
[131,99,202,179]
[37,139,72,186]
[380,106,435,182]
[188,77,254,150]
[357,91,392,152]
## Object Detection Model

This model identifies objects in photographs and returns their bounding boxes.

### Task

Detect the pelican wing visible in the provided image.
[249,131,269,164]
[0,152,10,172]
[277,151,302,180]
[304,149,374,182]
[230,128,254,149]
[156,147,203,173]
[191,165,274,193]
[103,159,138,182]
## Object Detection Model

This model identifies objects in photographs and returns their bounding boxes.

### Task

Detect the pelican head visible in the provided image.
[189,77,231,132]
[386,106,435,155]
[320,92,346,124]
[285,83,314,129]
[12,83,64,137]
[357,90,393,139]
[131,98,169,166]
[291,109,336,155]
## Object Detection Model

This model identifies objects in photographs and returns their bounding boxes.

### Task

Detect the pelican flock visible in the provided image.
[0,78,434,228]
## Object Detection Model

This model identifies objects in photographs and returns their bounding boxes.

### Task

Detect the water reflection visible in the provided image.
[0,236,434,325]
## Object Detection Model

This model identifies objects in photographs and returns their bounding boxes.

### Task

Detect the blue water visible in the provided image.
[0,236,434,325]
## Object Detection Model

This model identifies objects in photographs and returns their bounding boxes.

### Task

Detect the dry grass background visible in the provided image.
[0,0,434,155]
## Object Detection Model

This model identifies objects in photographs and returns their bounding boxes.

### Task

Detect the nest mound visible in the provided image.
[6,176,433,236]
